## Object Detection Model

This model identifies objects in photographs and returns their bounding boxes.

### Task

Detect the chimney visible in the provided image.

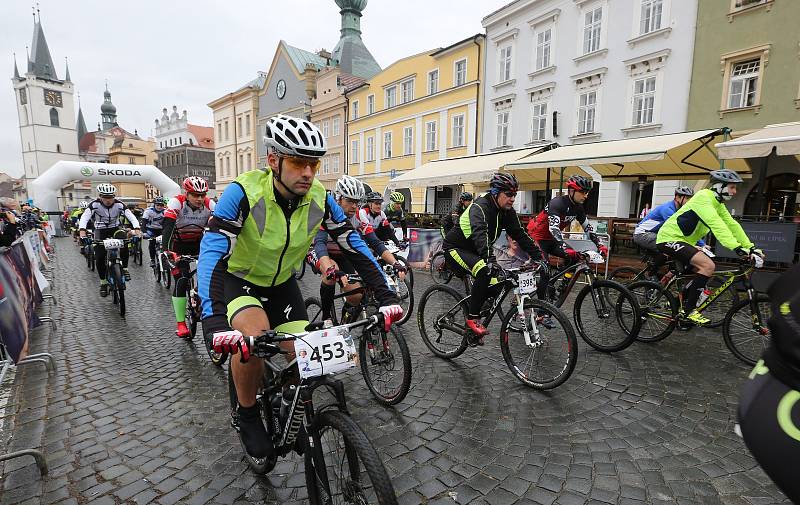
[317,48,331,65]
[304,63,317,101]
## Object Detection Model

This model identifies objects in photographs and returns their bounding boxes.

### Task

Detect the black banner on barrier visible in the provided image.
[714,222,798,263]
[0,239,42,362]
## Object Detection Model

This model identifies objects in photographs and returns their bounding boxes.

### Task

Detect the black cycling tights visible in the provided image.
[739,366,800,503]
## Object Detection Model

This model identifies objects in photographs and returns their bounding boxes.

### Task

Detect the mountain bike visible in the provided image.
[227,315,399,504]
[541,248,641,352]
[157,237,171,290]
[94,238,129,317]
[305,271,412,405]
[128,235,143,266]
[417,263,577,389]
[82,231,95,271]
[626,257,769,365]
[150,235,162,283]
[607,249,737,328]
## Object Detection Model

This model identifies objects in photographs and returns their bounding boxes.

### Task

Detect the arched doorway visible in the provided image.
[744,173,800,219]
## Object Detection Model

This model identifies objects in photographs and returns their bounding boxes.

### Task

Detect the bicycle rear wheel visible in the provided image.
[606,266,641,284]
[358,325,412,405]
[500,299,577,390]
[417,285,468,359]
[626,280,678,342]
[305,297,340,326]
[305,410,398,505]
[573,280,640,352]
[394,254,413,288]
[430,252,452,285]
[723,294,771,366]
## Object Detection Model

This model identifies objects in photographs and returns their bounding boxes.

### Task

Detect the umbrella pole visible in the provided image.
[559,167,564,195]
[756,153,770,218]
[545,168,551,199]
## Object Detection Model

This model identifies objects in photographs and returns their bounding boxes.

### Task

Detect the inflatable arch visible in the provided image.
[30,161,181,212]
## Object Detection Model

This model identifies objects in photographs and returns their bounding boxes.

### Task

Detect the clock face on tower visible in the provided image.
[44,89,63,107]
[276,79,286,99]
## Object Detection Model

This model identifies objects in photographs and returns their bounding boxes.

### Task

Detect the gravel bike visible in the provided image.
[228,315,399,504]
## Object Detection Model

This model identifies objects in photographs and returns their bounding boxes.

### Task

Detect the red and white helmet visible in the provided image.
[182,176,208,193]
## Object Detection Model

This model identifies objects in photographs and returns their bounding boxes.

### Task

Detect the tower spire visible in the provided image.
[13,53,20,79]
[64,56,71,81]
[27,12,57,80]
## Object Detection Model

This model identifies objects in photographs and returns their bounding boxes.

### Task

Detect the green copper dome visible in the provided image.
[331,0,381,79]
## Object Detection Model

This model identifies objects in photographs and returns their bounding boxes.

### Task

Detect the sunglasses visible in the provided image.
[503,191,518,198]
[343,197,360,205]
[280,155,321,171]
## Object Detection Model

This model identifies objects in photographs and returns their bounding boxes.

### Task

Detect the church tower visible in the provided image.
[12,12,79,191]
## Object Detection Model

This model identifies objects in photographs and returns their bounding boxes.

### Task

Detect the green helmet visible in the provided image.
[389,192,405,203]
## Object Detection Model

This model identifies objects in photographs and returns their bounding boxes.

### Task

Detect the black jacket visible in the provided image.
[443,194,541,261]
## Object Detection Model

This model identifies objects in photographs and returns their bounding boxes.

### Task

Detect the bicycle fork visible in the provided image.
[513,293,542,347]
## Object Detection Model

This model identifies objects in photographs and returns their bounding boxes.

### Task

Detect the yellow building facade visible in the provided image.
[345,35,484,213]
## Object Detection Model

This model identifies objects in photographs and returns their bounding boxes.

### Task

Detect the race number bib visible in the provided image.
[517,271,537,294]
[102,238,124,250]
[294,327,358,379]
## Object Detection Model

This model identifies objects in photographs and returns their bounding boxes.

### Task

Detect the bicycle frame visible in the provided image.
[671,264,754,315]
[546,260,594,308]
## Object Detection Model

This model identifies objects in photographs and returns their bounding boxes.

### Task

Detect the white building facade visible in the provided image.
[481,0,699,217]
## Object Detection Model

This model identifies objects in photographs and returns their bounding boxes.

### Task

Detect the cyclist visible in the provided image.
[633,186,699,279]
[72,201,90,250]
[739,263,800,503]
[359,192,403,247]
[442,173,543,343]
[198,114,402,460]
[527,174,606,265]
[314,179,407,322]
[141,196,167,267]
[164,177,215,338]
[383,191,408,242]
[441,191,473,236]
[656,169,764,325]
[78,183,141,296]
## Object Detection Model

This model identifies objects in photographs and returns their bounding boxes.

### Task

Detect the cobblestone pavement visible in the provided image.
[0,238,789,504]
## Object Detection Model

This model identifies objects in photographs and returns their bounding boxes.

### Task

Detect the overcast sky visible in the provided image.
[0,0,510,178]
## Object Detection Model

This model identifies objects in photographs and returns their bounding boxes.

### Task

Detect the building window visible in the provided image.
[632,76,656,125]
[383,131,393,159]
[385,87,397,109]
[499,45,513,82]
[238,117,243,137]
[49,107,59,126]
[224,121,229,140]
[352,101,359,120]
[640,0,663,35]
[226,156,231,178]
[56,144,62,153]
[425,121,437,151]
[428,70,439,95]
[400,80,414,104]
[322,120,330,138]
[245,114,251,135]
[496,112,510,147]
[189,139,193,146]
[583,6,602,54]
[333,154,340,173]
[577,91,597,134]
[239,154,244,174]
[403,126,413,155]
[535,28,552,71]
[451,114,465,147]
[728,59,760,109]
[217,123,222,141]
[367,95,375,115]
[179,137,182,145]
[129,157,135,164]
[247,153,252,170]
[322,157,330,175]
[351,139,360,163]
[366,136,375,162]
[333,116,340,136]
[530,102,548,141]
[732,0,767,10]
[454,59,467,86]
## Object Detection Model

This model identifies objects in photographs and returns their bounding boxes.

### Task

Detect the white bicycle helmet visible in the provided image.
[263,114,326,159]
[335,175,365,200]
[97,183,117,196]
[79,200,90,209]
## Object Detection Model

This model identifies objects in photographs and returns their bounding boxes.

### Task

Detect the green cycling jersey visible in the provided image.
[657,188,754,251]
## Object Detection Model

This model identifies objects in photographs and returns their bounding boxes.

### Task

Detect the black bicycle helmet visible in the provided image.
[709,169,744,184]
[366,191,383,202]
[460,192,473,201]
[566,175,593,192]
[674,186,694,197]
[489,172,519,193]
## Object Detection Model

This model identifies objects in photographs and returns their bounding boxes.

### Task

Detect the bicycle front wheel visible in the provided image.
[500,299,577,390]
[626,280,678,343]
[430,252,452,285]
[417,285,468,359]
[111,264,126,318]
[723,294,771,366]
[573,280,640,352]
[393,275,414,325]
[359,325,412,405]
[305,410,398,505]
[185,295,198,340]
[160,256,171,290]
